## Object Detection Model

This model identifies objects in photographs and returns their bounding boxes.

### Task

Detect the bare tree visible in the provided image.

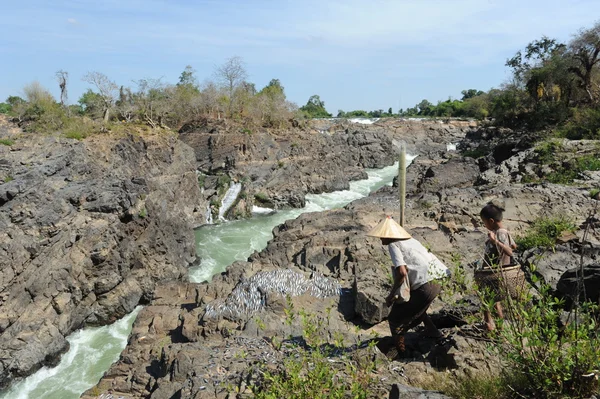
[82,71,118,122]
[569,21,600,102]
[215,56,247,117]
[55,70,69,107]
[134,78,171,128]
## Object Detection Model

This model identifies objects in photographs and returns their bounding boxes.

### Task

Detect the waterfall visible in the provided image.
[205,204,213,224]
[218,182,242,221]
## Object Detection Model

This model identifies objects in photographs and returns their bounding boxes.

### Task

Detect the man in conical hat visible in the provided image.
[368,216,449,358]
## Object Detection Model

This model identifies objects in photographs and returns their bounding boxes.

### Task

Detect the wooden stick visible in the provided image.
[399,143,406,226]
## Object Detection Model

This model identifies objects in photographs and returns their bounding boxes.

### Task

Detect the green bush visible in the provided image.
[495,279,600,399]
[0,103,11,114]
[535,139,563,164]
[591,188,600,198]
[0,139,15,146]
[516,215,576,251]
[558,107,600,140]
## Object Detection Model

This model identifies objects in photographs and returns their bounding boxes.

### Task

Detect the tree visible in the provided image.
[461,89,485,100]
[215,56,248,117]
[300,95,331,118]
[178,65,198,89]
[388,107,393,115]
[416,99,433,115]
[78,89,105,118]
[568,21,600,102]
[134,78,171,128]
[55,70,69,107]
[252,79,294,127]
[82,72,118,122]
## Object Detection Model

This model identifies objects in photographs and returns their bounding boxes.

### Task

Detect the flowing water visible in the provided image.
[0,307,142,399]
[189,158,415,282]
[3,157,415,398]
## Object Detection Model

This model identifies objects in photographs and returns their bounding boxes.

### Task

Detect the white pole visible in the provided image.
[399,143,406,226]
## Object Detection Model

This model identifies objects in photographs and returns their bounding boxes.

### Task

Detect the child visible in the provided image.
[479,203,517,331]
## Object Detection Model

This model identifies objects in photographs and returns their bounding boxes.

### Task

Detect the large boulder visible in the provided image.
[556,263,600,303]
[0,132,205,387]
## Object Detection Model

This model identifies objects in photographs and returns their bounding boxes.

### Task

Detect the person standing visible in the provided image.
[478,203,518,331]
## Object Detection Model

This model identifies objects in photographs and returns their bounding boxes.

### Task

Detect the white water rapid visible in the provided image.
[218,182,242,221]
[189,156,416,283]
[3,156,416,398]
[0,307,142,399]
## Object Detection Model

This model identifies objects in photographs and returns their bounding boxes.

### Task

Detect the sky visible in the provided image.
[0,0,598,113]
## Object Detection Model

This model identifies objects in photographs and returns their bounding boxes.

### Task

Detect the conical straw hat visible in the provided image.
[367,216,411,240]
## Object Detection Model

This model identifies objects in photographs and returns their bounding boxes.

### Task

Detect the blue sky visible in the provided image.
[1,0,598,113]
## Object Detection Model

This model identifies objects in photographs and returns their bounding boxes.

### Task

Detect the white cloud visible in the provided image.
[67,18,78,25]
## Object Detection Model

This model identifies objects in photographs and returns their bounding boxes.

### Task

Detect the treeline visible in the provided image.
[0,57,332,135]
[400,22,600,138]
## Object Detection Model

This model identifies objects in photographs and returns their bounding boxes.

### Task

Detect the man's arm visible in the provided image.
[386,265,408,307]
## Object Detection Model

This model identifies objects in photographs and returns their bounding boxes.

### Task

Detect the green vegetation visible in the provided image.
[393,23,600,136]
[494,279,600,399]
[532,140,600,184]
[0,139,15,146]
[515,215,576,251]
[138,207,147,218]
[253,299,375,399]
[1,59,332,135]
[254,192,269,203]
[197,174,206,188]
[591,188,600,198]
[4,176,14,183]
[299,95,332,118]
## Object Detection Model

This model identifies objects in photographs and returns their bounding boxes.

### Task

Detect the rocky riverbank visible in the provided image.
[0,116,472,391]
[83,122,599,398]
[180,118,473,218]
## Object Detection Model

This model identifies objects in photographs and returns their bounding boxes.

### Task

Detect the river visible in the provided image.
[0,158,413,399]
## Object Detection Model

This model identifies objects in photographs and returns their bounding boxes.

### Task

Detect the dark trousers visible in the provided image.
[388,282,441,336]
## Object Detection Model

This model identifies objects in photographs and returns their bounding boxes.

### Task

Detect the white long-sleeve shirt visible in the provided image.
[388,238,451,290]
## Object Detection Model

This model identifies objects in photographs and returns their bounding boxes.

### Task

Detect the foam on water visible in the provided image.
[0,307,142,399]
[189,155,416,283]
[348,118,379,125]
[252,205,275,214]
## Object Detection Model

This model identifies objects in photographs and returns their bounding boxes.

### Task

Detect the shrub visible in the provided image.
[558,107,600,140]
[494,279,600,398]
[516,215,576,251]
[0,103,11,114]
[0,139,15,146]
[535,139,563,164]
[591,188,600,198]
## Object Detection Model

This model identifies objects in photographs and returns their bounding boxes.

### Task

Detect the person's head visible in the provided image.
[480,203,504,230]
[380,237,401,246]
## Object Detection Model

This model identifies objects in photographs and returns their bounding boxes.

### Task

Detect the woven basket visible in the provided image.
[474,265,526,300]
